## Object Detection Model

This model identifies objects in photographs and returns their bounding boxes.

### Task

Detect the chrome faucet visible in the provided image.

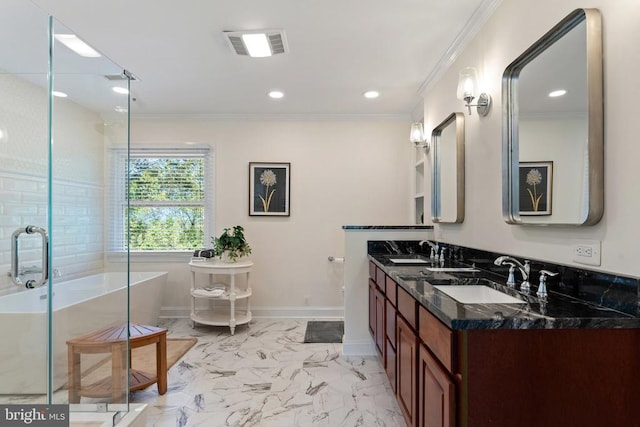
[419,240,439,260]
[494,256,531,292]
[536,270,558,299]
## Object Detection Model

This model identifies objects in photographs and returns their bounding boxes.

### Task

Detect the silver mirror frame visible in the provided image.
[431,112,465,223]
[502,8,603,225]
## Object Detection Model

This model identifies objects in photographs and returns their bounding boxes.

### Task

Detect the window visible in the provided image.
[109,148,213,253]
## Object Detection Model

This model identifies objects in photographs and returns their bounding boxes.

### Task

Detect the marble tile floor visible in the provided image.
[0,318,405,426]
[134,318,406,427]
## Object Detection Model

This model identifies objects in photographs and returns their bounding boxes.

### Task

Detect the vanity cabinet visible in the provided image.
[369,256,640,427]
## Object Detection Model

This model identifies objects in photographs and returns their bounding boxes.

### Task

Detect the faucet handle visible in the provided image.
[524,260,531,275]
[506,265,516,287]
[439,247,446,262]
[536,270,558,299]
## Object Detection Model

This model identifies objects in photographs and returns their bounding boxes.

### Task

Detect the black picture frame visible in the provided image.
[519,161,553,215]
[249,162,290,216]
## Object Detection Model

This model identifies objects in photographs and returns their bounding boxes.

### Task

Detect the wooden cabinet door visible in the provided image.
[397,314,418,427]
[386,337,397,393]
[385,300,397,393]
[419,345,455,427]
[385,299,396,348]
[375,287,385,359]
[368,279,376,337]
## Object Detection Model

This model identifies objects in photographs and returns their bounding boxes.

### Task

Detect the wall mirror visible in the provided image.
[431,112,465,223]
[502,8,603,225]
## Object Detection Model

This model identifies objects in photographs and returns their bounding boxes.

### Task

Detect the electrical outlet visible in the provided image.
[572,240,601,266]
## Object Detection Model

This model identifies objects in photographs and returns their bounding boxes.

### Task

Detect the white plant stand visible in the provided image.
[188,260,253,335]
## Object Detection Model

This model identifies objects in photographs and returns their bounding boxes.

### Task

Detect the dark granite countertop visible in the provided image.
[369,254,640,330]
[342,225,433,230]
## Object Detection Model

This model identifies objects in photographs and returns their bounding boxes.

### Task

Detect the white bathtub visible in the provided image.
[0,271,168,395]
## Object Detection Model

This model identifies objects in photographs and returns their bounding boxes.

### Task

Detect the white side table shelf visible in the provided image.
[188,260,253,335]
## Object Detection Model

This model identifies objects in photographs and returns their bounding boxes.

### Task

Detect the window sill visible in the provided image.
[107,251,193,263]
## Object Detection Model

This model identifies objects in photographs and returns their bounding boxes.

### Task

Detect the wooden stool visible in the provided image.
[67,323,167,403]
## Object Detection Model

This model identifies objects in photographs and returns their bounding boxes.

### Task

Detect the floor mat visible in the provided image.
[303,320,344,343]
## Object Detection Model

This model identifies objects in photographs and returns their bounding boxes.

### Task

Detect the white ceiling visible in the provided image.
[27,0,500,118]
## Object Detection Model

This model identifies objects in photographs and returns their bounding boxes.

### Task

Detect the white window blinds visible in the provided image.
[109,147,213,252]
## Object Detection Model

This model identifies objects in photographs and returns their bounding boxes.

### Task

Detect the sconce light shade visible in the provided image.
[457,67,478,101]
[410,122,429,151]
[457,66,491,117]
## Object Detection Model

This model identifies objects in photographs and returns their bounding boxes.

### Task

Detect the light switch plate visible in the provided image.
[572,240,601,266]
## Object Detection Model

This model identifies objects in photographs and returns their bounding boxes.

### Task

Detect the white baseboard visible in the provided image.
[342,339,377,356]
[160,305,344,319]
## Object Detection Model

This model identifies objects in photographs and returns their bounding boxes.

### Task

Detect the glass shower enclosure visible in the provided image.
[0,0,133,421]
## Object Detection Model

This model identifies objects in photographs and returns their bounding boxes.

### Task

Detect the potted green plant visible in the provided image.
[211,225,252,262]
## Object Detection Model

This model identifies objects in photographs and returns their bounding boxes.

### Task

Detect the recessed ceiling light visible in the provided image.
[54,34,101,58]
[548,89,567,97]
[364,91,380,99]
[112,86,129,95]
[52,91,67,98]
[114,106,128,113]
[268,90,284,99]
[242,34,272,57]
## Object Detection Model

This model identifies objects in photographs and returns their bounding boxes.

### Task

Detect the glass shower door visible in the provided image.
[0,0,132,419]
[50,16,132,411]
[0,0,53,404]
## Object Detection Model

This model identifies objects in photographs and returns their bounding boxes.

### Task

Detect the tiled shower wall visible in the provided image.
[0,73,106,294]
[0,171,104,293]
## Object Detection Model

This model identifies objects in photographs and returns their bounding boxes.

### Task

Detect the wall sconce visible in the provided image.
[457,67,491,116]
[410,122,429,151]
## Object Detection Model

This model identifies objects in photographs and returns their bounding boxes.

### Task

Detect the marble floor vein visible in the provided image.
[134,318,406,427]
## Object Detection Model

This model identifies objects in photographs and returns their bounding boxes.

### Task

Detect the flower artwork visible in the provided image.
[519,161,552,216]
[258,169,277,212]
[249,162,291,216]
[525,168,543,212]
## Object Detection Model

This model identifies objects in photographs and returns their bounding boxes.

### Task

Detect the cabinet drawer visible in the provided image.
[369,261,376,280]
[397,286,417,330]
[419,306,454,373]
[385,276,397,306]
[376,267,386,293]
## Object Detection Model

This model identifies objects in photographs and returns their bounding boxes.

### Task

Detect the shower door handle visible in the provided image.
[10,226,49,289]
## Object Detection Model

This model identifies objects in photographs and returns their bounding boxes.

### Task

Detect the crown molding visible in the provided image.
[131,112,411,122]
[417,0,504,97]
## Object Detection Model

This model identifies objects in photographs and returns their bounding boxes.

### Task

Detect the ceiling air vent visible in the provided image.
[223,29,288,57]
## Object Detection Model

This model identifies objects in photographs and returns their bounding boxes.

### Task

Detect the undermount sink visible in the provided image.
[390,258,431,264]
[434,285,525,304]
[387,255,432,265]
[425,267,480,272]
